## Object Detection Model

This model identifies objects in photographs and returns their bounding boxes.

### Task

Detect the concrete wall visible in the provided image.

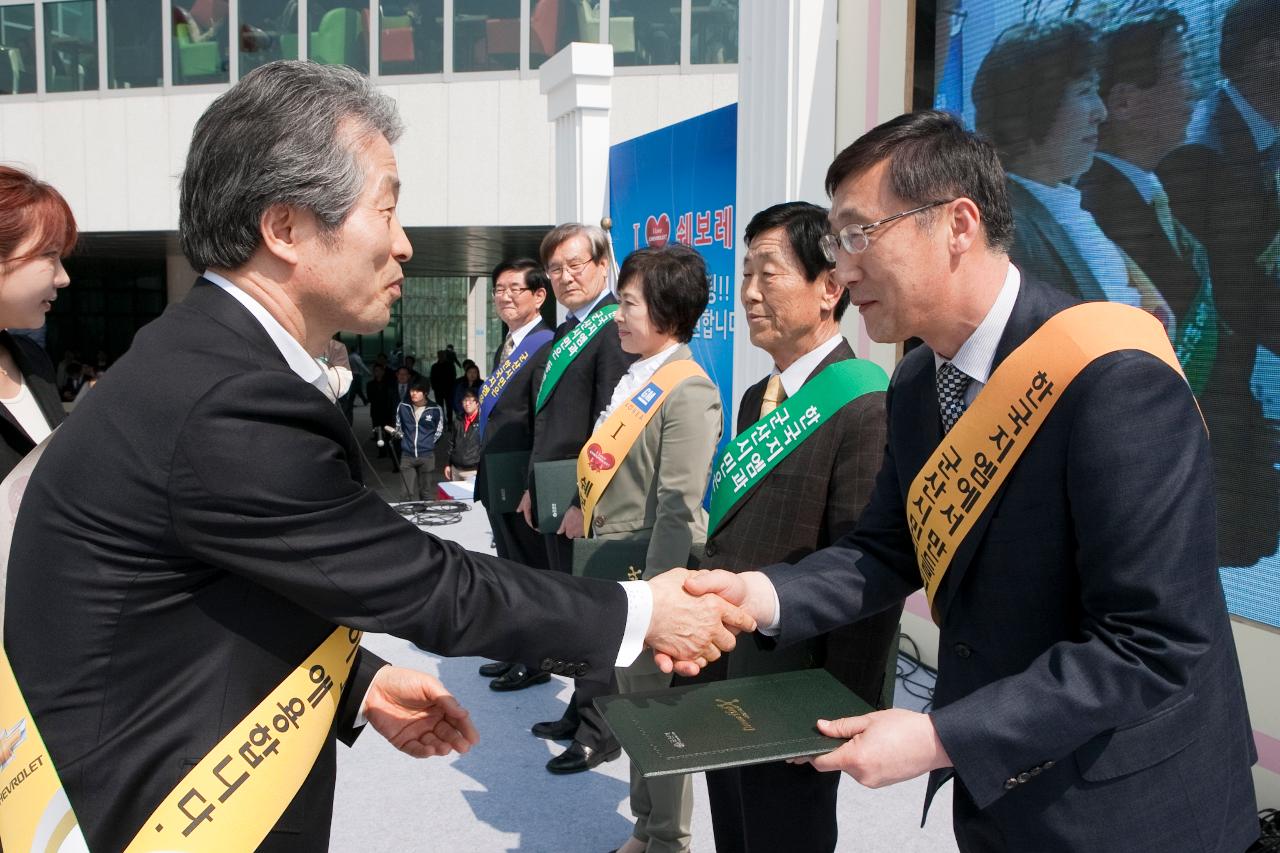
[0,71,736,233]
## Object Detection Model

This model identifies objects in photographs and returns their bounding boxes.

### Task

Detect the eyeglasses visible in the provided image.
[819,200,954,262]
[493,285,531,297]
[546,257,593,278]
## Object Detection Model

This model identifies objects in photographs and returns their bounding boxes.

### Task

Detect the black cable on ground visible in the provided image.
[896,632,937,713]
[1250,809,1280,852]
[391,500,470,526]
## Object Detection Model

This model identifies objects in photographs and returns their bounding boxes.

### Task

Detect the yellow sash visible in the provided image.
[0,440,363,851]
[577,359,707,532]
[907,302,1186,618]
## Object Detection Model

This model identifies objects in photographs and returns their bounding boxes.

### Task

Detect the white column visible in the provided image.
[539,41,614,228]
[732,0,838,426]
[835,0,914,376]
[468,275,489,367]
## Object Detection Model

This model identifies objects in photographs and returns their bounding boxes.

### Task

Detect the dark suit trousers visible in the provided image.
[487,507,548,571]
[705,760,839,853]
[544,530,618,750]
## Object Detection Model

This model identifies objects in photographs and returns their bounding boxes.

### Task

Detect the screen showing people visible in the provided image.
[936,0,1280,626]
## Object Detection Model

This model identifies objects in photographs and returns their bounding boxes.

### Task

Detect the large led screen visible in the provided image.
[934,0,1280,627]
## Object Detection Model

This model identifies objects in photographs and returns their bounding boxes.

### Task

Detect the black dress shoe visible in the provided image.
[478,660,512,678]
[489,664,551,692]
[545,739,622,774]
[531,716,577,741]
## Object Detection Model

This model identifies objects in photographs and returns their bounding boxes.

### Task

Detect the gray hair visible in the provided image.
[539,223,611,267]
[179,61,404,271]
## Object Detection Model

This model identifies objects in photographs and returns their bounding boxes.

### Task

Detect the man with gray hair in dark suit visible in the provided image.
[3,60,754,850]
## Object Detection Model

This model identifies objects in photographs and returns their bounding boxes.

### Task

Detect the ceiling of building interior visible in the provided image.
[73,225,556,279]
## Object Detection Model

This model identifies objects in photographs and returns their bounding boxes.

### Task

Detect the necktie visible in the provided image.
[1151,189,1179,256]
[499,332,515,363]
[759,374,785,418]
[937,362,971,433]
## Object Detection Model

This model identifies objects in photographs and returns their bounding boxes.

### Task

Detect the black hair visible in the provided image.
[972,20,1101,156]
[616,245,710,344]
[1098,7,1188,101]
[1219,0,1280,85]
[491,257,550,295]
[825,109,1014,253]
[743,201,850,319]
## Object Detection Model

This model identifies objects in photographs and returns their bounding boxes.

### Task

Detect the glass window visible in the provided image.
[307,2,368,73]
[453,0,518,73]
[610,0,677,67]
[0,5,36,95]
[106,0,161,88]
[240,0,297,78]
[380,0,442,75]
[43,0,98,91]
[171,0,227,84]
[691,0,735,64]
[529,0,572,68]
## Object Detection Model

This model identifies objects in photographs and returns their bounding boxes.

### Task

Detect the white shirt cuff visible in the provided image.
[355,683,375,727]
[759,575,782,636]
[616,580,653,666]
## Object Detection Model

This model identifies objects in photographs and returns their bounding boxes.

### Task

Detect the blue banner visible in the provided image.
[608,103,738,462]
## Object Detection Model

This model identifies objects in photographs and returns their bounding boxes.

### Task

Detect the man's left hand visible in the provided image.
[796,709,951,787]
[363,665,480,759]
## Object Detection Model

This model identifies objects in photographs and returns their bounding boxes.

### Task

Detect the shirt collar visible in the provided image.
[627,342,680,380]
[1009,173,1082,208]
[775,332,844,398]
[203,271,327,393]
[567,287,611,322]
[1223,81,1278,154]
[1094,152,1165,205]
[933,264,1021,386]
[509,314,544,349]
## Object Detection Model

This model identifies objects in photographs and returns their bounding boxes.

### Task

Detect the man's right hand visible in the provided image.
[651,570,780,675]
[645,568,757,677]
[516,490,537,531]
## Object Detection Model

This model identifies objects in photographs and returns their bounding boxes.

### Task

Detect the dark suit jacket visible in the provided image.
[693,340,901,708]
[365,375,396,429]
[1078,156,1204,321]
[1159,86,1280,567]
[528,294,636,497]
[0,331,65,479]
[1007,176,1108,302]
[5,280,629,850]
[761,279,1257,852]
[474,319,553,506]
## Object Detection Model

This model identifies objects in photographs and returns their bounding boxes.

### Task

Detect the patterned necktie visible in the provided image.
[759,374,785,418]
[937,362,971,433]
[499,332,515,363]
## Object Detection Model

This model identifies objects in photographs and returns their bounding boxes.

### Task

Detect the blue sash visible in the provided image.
[478,327,554,437]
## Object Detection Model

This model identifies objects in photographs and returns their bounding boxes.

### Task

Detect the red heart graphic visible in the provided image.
[645,213,671,248]
[587,443,616,471]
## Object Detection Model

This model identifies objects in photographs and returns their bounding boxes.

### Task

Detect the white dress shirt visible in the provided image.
[761,265,1023,632]
[568,287,611,322]
[507,314,545,350]
[1223,81,1277,154]
[1094,152,1164,206]
[773,332,844,398]
[1009,174,1137,307]
[593,342,679,431]
[201,273,652,703]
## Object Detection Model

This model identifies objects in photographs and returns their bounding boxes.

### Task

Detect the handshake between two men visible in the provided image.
[358,566,765,761]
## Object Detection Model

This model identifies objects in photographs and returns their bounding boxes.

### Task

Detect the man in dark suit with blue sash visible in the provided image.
[685,110,1258,853]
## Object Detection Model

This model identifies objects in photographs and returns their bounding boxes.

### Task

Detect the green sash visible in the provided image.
[535,304,619,412]
[1172,236,1217,395]
[706,360,889,536]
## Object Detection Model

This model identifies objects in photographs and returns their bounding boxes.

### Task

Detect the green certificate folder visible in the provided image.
[596,669,873,778]
[481,450,530,514]
[533,459,578,531]
[572,539,703,582]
